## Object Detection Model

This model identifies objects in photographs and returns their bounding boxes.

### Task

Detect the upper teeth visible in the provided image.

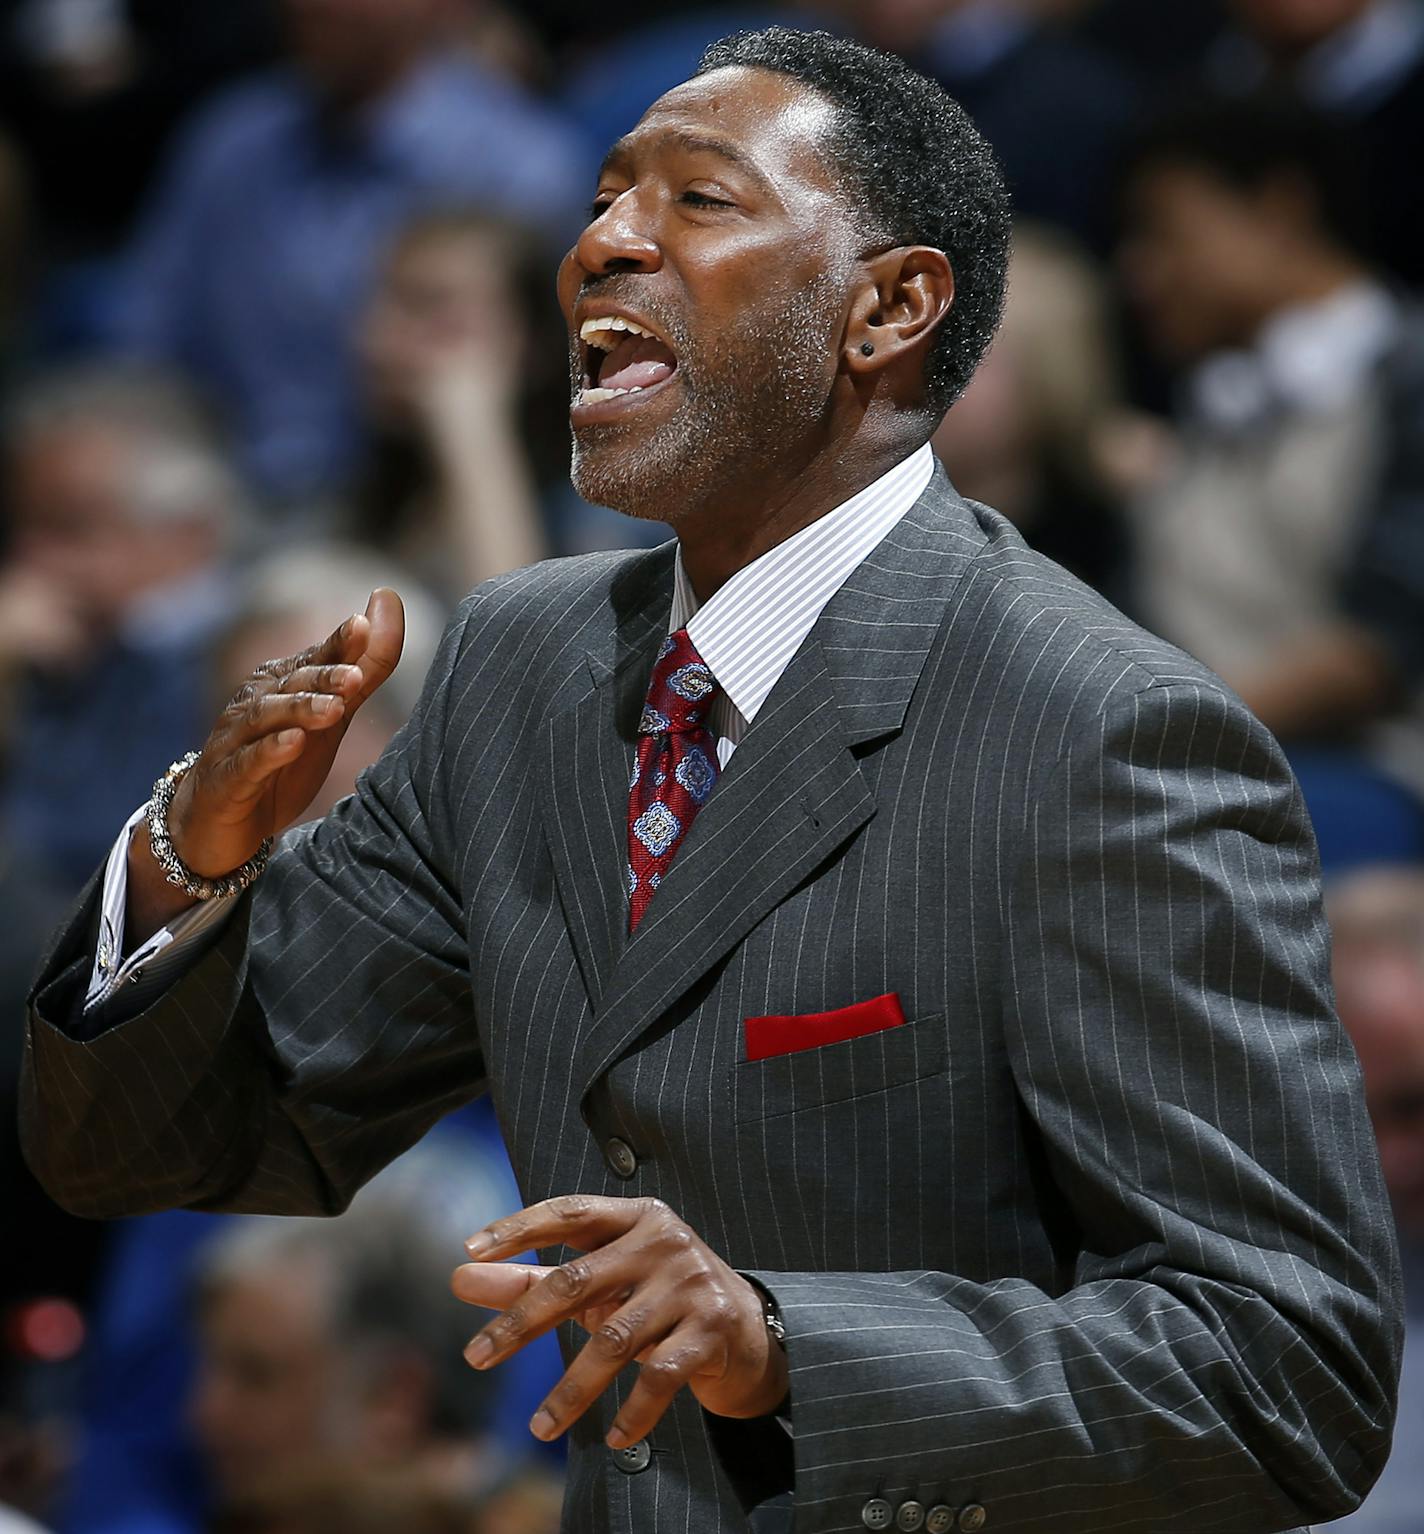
[580,315,660,350]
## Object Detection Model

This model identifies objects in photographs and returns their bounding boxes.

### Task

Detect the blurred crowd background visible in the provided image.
[0,0,1421,1530]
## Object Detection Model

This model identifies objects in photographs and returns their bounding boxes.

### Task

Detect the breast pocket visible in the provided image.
[734,1011,948,1124]
[729,1013,955,1271]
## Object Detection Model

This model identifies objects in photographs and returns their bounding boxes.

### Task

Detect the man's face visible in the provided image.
[6,424,196,635]
[190,1265,346,1499]
[1118,162,1290,361]
[557,67,862,523]
[1230,0,1376,55]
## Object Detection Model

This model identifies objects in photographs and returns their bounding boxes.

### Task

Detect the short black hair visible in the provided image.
[696,26,1011,415]
[1121,91,1368,255]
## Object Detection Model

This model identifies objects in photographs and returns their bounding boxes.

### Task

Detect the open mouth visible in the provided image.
[577,314,679,411]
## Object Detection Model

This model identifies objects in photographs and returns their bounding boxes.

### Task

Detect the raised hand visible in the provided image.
[127,588,405,940]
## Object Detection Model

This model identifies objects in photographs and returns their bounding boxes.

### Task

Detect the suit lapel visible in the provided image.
[569,464,986,1112]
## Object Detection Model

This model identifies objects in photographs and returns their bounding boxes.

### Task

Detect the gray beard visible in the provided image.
[570,275,839,524]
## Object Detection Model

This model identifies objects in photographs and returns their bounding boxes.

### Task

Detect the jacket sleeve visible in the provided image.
[736,680,1402,1533]
[20,605,483,1220]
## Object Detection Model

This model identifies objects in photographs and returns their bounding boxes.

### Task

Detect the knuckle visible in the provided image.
[704,1292,739,1330]
[548,1260,591,1302]
[551,1375,586,1409]
[496,1307,527,1342]
[640,1197,672,1223]
[643,1351,692,1392]
[552,1194,595,1223]
[593,1317,637,1362]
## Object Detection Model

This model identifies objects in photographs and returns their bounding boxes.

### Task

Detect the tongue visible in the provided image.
[599,335,676,392]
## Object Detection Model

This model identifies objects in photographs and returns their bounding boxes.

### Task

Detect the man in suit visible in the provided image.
[21,25,1401,1534]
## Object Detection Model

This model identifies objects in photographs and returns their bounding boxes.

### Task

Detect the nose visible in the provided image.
[572,193,663,279]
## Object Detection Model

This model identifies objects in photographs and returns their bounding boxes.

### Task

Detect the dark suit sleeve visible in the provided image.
[20,607,483,1220]
[737,681,1401,1533]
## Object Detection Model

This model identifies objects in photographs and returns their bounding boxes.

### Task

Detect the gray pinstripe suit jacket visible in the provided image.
[22,466,1402,1532]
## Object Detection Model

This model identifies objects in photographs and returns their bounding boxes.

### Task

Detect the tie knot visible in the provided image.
[640,628,719,736]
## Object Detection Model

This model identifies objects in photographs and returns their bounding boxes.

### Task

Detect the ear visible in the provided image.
[844,246,956,382]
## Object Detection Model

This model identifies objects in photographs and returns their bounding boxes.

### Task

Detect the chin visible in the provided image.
[570,427,700,525]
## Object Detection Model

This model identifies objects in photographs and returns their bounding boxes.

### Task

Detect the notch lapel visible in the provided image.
[569,464,986,1112]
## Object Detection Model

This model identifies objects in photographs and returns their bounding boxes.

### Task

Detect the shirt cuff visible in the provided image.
[83,803,241,1013]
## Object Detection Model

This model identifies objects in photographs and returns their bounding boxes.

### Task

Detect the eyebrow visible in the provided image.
[598,128,780,200]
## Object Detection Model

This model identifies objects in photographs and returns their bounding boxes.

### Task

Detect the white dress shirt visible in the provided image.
[86,442,936,1012]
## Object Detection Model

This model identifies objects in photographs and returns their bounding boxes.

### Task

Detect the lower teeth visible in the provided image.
[580,385,647,403]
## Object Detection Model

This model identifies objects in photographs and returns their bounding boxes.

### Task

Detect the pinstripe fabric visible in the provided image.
[21,465,1401,1532]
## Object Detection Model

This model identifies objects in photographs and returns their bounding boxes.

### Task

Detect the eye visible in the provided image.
[680,190,735,210]
[587,197,615,221]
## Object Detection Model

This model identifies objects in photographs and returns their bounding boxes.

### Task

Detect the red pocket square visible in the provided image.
[743,993,907,1062]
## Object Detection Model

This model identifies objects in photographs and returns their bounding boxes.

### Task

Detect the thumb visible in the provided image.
[355,586,405,702]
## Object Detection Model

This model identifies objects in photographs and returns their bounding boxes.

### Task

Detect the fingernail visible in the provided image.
[311,695,337,714]
[530,1407,557,1440]
[278,729,303,747]
[606,1424,628,1449]
[465,1232,493,1258]
[465,1335,494,1367]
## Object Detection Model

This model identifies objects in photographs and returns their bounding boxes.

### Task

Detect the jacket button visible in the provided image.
[605,1137,638,1179]
[611,1439,651,1473]
[958,1506,987,1532]
[926,1508,956,1534]
[861,1499,893,1530]
[897,1501,926,1530]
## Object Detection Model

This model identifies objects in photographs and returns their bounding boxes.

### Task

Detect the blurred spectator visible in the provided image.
[356,209,663,593]
[1206,0,1424,285]
[1114,93,1424,871]
[355,211,546,599]
[189,1199,495,1513]
[0,0,279,262]
[1328,866,1424,1532]
[831,0,1140,252]
[107,0,592,505]
[933,223,1127,596]
[60,1108,564,1534]
[0,364,242,889]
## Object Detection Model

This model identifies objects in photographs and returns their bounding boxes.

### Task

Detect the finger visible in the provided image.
[271,662,366,701]
[451,1261,546,1310]
[464,1194,647,1263]
[464,1246,633,1370]
[527,1294,677,1443]
[217,690,347,752]
[256,610,372,685]
[603,1327,714,1449]
[217,728,309,806]
[352,587,404,702]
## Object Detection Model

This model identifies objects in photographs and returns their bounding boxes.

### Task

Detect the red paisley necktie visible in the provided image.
[627,629,721,931]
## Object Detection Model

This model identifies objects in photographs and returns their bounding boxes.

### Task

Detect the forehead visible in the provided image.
[609,66,846,198]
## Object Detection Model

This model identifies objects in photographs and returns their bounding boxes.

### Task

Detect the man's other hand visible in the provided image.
[127,588,405,939]
[453,1196,790,1449]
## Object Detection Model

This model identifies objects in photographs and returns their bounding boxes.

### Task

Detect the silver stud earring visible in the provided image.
[861,342,875,356]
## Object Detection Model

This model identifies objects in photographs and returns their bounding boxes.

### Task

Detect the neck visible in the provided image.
[672,425,924,604]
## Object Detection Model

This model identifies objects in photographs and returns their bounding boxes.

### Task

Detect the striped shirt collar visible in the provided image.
[669,442,935,728]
